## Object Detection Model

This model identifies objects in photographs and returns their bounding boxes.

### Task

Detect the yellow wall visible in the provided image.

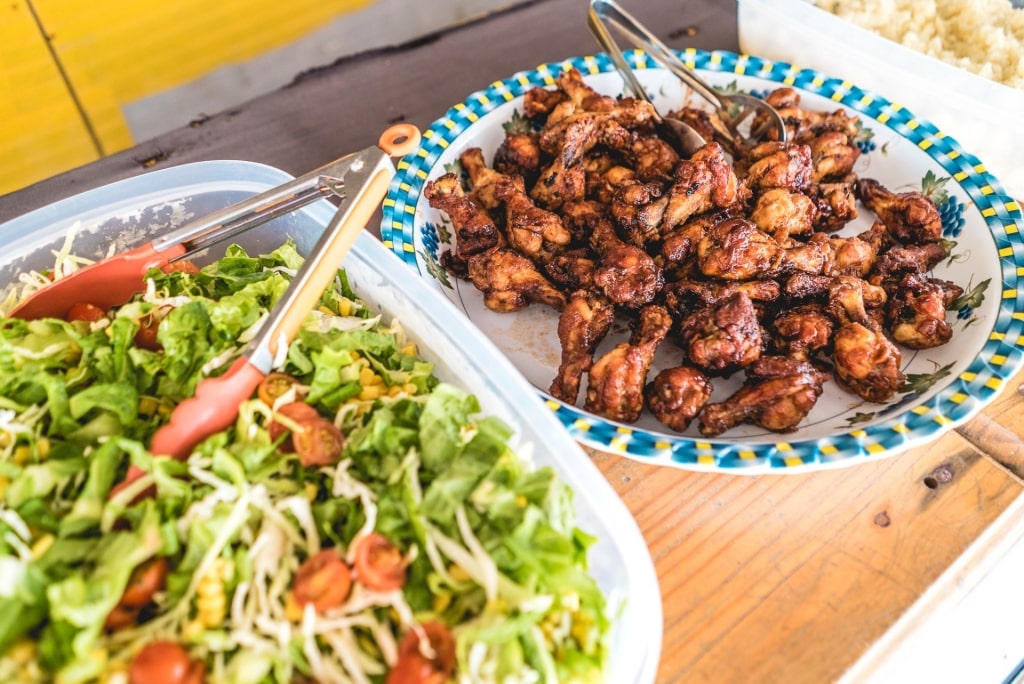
[0,0,372,197]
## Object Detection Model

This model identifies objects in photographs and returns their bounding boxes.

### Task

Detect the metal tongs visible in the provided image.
[9,123,417,321]
[109,124,420,496]
[588,0,787,155]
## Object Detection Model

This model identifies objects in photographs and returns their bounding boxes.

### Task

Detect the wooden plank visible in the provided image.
[957,366,1024,479]
[590,428,1024,683]
[839,492,1024,683]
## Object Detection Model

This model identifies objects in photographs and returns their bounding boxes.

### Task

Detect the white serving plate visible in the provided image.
[0,160,661,684]
[380,49,1024,473]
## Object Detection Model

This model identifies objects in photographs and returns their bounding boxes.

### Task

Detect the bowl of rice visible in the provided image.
[738,0,1024,197]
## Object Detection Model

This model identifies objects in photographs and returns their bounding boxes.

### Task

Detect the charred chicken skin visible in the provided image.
[645,366,713,432]
[678,291,763,373]
[550,291,617,404]
[699,356,829,436]
[585,305,672,424]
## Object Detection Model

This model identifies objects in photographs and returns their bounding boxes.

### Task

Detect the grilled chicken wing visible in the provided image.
[660,142,745,231]
[466,247,567,312]
[585,305,672,423]
[424,173,505,276]
[809,181,859,232]
[549,291,617,404]
[678,291,763,373]
[699,355,829,436]
[771,303,834,361]
[495,176,573,264]
[750,187,816,241]
[645,365,713,432]
[696,218,785,281]
[856,178,943,245]
[589,206,664,309]
[887,273,963,349]
[741,142,813,193]
[832,321,904,402]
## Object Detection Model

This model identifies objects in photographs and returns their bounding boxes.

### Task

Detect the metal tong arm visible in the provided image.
[587,4,652,107]
[589,0,724,111]
[242,146,396,373]
[150,156,357,258]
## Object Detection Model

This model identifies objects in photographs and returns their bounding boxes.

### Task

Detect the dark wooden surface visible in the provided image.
[4,2,1023,682]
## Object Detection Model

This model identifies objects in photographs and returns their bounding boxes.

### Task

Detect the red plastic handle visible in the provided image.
[114,357,265,497]
[10,241,187,320]
[150,356,266,459]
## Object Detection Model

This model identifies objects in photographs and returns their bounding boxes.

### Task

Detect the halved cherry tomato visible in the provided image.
[258,372,303,407]
[386,621,456,684]
[134,312,163,351]
[161,260,200,275]
[121,557,169,608]
[104,603,140,632]
[129,641,205,684]
[66,302,106,323]
[291,549,352,612]
[268,401,320,452]
[353,533,407,592]
[292,417,345,467]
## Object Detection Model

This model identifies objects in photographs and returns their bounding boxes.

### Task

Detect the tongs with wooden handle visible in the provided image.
[9,126,417,321]
[113,124,420,496]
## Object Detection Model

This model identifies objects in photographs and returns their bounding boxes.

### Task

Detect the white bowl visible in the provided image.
[737,0,1024,198]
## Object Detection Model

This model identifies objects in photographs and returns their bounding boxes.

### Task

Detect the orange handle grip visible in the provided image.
[379,123,420,157]
[149,356,267,460]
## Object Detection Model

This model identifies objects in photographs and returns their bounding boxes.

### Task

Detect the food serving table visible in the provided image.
[4,1,1024,681]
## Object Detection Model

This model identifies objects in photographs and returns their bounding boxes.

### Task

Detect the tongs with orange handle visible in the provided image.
[113,124,420,495]
[9,125,417,321]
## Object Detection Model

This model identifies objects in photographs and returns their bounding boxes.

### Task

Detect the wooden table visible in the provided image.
[4,1,1024,681]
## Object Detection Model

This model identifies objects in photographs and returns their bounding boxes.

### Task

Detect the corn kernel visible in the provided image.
[197,592,226,617]
[403,383,418,395]
[387,385,404,397]
[197,575,220,596]
[36,438,50,458]
[337,299,353,317]
[358,386,382,401]
[99,664,129,684]
[0,431,11,448]
[12,446,30,465]
[181,618,205,642]
[448,564,471,583]
[401,343,418,356]
[31,534,54,560]
[214,557,234,581]
[317,305,334,315]
[432,593,452,613]
[358,368,377,385]
[284,592,304,622]
[0,476,9,497]
[138,396,160,417]
[7,639,35,665]
[304,482,318,501]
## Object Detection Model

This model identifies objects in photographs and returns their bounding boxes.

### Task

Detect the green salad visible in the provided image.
[0,241,610,684]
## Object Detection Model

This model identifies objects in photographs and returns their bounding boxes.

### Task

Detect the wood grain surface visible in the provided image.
[3,1,1023,682]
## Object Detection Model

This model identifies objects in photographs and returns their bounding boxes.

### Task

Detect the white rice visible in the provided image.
[815,0,1024,90]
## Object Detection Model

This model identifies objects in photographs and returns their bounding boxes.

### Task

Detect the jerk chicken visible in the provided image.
[424,69,964,436]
